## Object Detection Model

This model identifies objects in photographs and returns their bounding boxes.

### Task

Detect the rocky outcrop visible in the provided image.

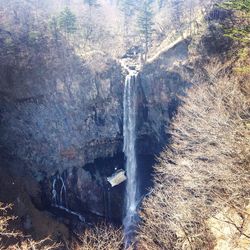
[136,39,192,154]
[0,32,195,230]
[0,50,124,175]
[41,154,125,222]
[0,38,126,225]
[0,3,236,245]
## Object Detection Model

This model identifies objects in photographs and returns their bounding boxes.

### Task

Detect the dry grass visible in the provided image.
[137,62,250,249]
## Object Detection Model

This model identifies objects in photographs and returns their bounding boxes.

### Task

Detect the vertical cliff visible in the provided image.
[0,4,230,238]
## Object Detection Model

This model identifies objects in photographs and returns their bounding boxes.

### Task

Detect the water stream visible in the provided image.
[51,174,85,222]
[123,71,139,247]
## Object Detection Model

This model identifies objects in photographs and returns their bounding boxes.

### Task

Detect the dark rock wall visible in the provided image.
[0,53,124,176]
[40,153,125,223]
[0,45,126,223]
[0,37,193,225]
[136,40,191,154]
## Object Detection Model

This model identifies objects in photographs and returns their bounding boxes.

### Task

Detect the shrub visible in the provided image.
[76,223,124,250]
[137,63,250,249]
[0,203,60,250]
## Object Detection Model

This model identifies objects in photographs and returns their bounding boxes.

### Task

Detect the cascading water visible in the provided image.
[51,174,85,222]
[123,71,139,247]
[52,176,67,207]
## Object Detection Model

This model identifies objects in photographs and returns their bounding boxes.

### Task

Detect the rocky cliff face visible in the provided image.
[0,2,235,244]
[136,39,191,154]
[0,43,126,223]
[0,32,193,234]
[0,52,124,175]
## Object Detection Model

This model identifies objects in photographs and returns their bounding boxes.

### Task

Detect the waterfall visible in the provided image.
[123,71,139,247]
[51,174,85,222]
[52,175,67,207]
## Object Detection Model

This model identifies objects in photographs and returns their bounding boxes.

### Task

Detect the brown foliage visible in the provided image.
[0,203,124,250]
[7,238,60,250]
[137,64,250,249]
[76,223,124,250]
[0,203,60,250]
[0,203,20,239]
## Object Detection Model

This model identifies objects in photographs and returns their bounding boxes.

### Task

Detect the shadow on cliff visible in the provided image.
[0,24,124,240]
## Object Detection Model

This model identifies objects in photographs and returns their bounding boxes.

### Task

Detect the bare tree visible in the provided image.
[76,223,125,250]
[137,61,250,249]
[0,203,60,250]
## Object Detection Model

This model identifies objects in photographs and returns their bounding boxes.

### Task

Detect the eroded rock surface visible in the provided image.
[0,34,194,232]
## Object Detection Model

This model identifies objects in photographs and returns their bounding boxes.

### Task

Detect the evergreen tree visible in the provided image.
[49,16,60,43]
[83,0,100,44]
[119,0,137,39]
[220,0,250,44]
[83,0,100,25]
[137,0,154,60]
[157,0,165,10]
[221,0,250,12]
[58,7,77,35]
[220,0,250,73]
[170,0,184,32]
[84,0,99,7]
[119,0,137,17]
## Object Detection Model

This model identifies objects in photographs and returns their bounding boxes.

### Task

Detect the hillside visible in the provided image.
[0,0,249,249]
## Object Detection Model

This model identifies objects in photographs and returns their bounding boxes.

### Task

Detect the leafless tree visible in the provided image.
[0,203,60,250]
[137,61,250,249]
[76,223,125,250]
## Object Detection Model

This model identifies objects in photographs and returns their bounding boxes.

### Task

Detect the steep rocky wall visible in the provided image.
[0,3,235,243]
[136,39,192,154]
[0,43,126,224]
[0,34,194,228]
[0,51,124,176]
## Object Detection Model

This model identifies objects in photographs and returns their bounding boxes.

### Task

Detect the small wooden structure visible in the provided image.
[107,169,127,187]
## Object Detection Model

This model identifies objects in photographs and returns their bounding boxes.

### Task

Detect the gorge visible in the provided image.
[0,33,195,243]
[1,0,246,249]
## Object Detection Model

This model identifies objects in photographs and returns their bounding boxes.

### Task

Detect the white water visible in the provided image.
[123,71,139,247]
[52,175,85,222]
